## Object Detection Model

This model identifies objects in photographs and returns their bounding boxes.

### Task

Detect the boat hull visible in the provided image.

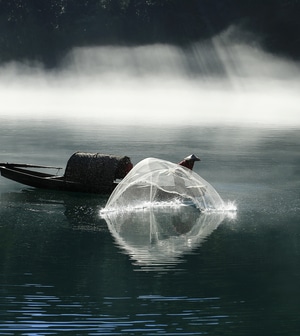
[0,166,117,194]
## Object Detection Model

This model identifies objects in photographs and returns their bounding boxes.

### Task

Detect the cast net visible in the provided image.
[104,157,225,212]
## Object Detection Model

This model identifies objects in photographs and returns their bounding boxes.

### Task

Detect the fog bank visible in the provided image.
[1,38,299,128]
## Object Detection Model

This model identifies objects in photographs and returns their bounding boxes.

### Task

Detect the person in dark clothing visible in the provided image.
[178,154,200,170]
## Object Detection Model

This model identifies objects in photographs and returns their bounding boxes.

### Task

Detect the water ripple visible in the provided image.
[1,287,234,335]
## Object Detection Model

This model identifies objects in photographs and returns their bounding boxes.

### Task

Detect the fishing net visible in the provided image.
[104,157,225,211]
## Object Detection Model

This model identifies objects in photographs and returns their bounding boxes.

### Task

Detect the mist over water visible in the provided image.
[0,31,299,127]
[1,27,300,334]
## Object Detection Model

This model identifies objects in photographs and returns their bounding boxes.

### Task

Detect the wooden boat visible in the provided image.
[0,152,133,194]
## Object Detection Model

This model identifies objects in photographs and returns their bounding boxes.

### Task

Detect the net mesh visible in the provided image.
[104,157,225,211]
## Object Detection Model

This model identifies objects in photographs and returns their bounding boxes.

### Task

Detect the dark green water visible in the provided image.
[0,119,299,335]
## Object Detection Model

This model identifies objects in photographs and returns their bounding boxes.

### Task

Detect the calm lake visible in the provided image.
[1,41,300,335]
[0,117,299,335]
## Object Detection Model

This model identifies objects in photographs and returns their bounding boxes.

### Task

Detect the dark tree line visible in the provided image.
[0,0,299,67]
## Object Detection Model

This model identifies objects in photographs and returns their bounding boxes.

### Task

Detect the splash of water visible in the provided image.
[100,157,237,269]
[101,158,237,214]
[100,199,237,214]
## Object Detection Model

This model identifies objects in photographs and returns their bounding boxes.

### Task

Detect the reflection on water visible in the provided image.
[1,282,232,335]
[0,122,299,335]
[0,188,236,335]
[103,207,228,270]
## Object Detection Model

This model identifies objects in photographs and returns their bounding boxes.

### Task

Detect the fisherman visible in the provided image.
[178,154,200,170]
[114,156,133,179]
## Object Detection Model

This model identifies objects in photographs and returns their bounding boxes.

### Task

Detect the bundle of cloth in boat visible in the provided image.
[64,152,133,192]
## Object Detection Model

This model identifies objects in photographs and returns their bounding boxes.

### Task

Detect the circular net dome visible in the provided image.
[104,158,225,212]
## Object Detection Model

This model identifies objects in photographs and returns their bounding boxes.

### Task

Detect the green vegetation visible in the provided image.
[0,0,299,67]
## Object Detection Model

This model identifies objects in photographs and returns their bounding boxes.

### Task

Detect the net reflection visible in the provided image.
[103,207,226,270]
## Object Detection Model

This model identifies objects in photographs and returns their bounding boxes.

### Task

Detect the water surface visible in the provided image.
[0,119,299,335]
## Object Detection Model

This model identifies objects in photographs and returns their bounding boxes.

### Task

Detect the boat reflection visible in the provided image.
[103,207,226,270]
[1,188,229,271]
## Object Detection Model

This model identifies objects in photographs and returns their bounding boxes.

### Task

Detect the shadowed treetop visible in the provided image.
[0,0,299,67]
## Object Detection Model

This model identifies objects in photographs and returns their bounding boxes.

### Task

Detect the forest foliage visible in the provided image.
[0,0,299,66]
